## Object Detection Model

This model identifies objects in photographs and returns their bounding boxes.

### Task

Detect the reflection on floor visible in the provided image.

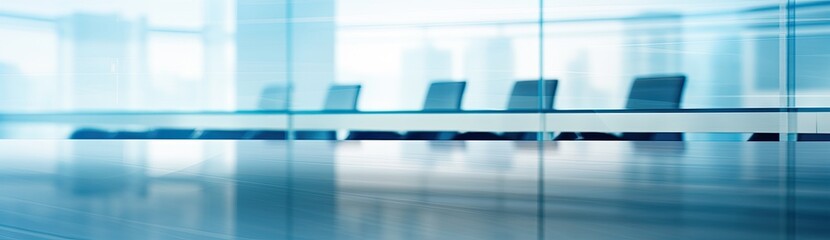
[0,140,826,239]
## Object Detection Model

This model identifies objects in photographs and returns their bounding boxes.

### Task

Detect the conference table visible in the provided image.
[1,108,829,133]
[0,140,826,239]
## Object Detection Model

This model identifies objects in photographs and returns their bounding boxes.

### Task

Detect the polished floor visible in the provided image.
[0,140,826,239]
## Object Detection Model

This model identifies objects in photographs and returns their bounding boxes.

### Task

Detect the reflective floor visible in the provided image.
[0,140,826,239]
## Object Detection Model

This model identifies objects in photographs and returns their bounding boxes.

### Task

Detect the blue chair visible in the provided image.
[258,84,290,110]
[620,75,686,141]
[421,81,467,111]
[561,75,686,141]
[149,129,196,139]
[198,130,250,140]
[236,84,291,140]
[295,85,361,140]
[323,85,361,112]
[455,80,558,141]
[624,75,686,110]
[348,81,467,140]
[69,128,112,139]
[402,81,467,140]
[506,79,558,111]
[246,84,289,139]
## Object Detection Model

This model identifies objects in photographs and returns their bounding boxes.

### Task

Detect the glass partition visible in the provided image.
[0,0,817,140]
[543,0,784,110]
[0,0,241,112]
[794,0,830,107]
[325,0,541,112]
[0,2,824,240]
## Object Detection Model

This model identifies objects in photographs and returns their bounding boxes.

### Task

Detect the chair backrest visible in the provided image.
[507,80,558,110]
[228,85,288,141]
[324,85,361,111]
[621,75,686,141]
[626,75,686,109]
[400,81,466,140]
[423,81,466,111]
[258,84,289,110]
[291,85,362,140]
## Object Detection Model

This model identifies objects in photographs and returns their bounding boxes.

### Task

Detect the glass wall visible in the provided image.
[543,0,784,109]
[331,0,540,111]
[0,0,237,111]
[0,0,809,110]
[0,0,544,112]
[0,0,823,139]
[795,0,830,107]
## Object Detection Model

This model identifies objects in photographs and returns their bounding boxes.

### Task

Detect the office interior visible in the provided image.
[0,0,828,239]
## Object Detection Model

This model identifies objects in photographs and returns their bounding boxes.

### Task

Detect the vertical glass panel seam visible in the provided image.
[780,0,797,141]
[286,0,295,140]
[537,3,546,240]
